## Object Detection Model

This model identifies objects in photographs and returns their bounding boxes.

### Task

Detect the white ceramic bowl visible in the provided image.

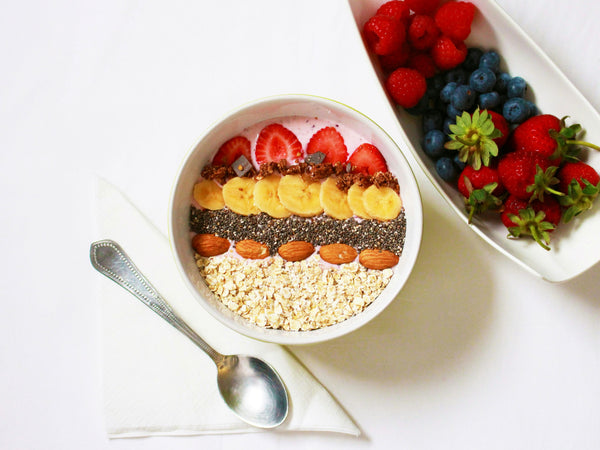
[348,0,600,282]
[169,94,423,345]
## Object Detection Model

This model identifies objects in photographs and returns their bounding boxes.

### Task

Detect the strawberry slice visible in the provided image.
[348,143,388,175]
[306,127,348,163]
[212,136,252,166]
[254,123,303,165]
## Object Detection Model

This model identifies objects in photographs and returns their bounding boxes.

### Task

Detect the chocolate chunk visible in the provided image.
[305,151,326,165]
[232,155,253,177]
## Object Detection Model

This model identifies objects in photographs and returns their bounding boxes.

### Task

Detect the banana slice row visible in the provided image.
[193,174,402,221]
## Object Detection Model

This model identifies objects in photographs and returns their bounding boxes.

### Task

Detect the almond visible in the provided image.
[278,241,315,262]
[319,243,358,265]
[192,233,230,257]
[235,239,270,259]
[359,248,399,270]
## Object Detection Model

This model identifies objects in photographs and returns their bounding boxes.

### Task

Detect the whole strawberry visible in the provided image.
[487,110,510,150]
[501,194,562,250]
[497,151,562,201]
[510,114,600,163]
[457,165,505,222]
[557,161,600,222]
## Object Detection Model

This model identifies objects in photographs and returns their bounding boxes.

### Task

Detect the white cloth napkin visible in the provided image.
[93,178,360,438]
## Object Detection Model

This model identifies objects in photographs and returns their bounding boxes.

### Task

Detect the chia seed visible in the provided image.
[190,207,406,255]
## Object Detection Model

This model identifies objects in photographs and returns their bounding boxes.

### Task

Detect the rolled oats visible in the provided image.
[196,253,394,331]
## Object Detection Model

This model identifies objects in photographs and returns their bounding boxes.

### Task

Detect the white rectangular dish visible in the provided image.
[347,0,600,282]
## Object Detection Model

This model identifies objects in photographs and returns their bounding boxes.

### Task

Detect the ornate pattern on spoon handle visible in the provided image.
[89,239,221,362]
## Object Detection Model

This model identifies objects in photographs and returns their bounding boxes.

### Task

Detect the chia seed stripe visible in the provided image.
[190,207,406,255]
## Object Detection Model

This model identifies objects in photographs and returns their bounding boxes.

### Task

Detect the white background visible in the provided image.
[1,0,599,449]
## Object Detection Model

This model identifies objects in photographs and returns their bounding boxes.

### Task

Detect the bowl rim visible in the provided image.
[168,93,423,344]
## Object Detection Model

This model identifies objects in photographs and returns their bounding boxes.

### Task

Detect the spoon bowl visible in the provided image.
[90,239,289,428]
[217,355,288,428]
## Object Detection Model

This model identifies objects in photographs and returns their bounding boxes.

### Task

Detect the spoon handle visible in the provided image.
[90,239,222,362]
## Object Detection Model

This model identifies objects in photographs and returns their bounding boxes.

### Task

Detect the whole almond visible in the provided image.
[235,239,270,259]
[359,248,399,270]
[319,243,358,265]
[192,233,230,257]
[278,241,315,262]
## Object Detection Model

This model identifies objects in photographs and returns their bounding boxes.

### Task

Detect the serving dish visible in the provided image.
[169,94,423,345]
[347,0,600,282]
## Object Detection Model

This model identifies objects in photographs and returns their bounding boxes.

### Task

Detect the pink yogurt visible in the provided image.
[237,115,370,168]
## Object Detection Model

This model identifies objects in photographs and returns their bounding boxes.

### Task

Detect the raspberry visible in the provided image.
[434,1,476,41]
[407,52,437,78]
[376,0,411,23]
[378,42,411,71]
[407,14,440,50]
[430,35,467,70]
[404,0,440,14]
[363,15,406,56]
[385,67,427,108]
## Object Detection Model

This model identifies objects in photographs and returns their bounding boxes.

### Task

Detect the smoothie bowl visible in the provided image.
[169,95,422,345]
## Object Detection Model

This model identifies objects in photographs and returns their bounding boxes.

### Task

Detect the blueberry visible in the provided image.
[463,47,483,71]
[436,156,459,181]
[469,68,497,93]
[445,68,468,85]
[440,82,458,103]
[404,93,431,116]
[422,129,447,159]
[506,76,527,98]
[447,103,463,120]
[495,72,512,93]
[479,50,501,73]
[525,100,538,117]
[478,91,501,110]
[503,97,530,124]
[453,154,467,172]
[443,117,455,134]
[450,85,476,111]
[429,73,446,92]
[422,109,444,133]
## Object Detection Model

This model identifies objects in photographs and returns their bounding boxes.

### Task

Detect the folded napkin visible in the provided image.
[93,178,360,438]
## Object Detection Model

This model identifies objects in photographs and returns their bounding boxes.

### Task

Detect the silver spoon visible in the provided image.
[89,239,289,428]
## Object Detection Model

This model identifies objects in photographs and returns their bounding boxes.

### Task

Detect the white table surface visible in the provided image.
[2,1,599,449]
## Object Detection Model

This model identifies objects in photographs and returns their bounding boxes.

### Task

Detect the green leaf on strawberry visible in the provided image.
[548,116,600,162]
[463,180,504,223]
[525,165,564,202]
[506,207,556,251]
[559,178,600,223]
[445,108,502,170]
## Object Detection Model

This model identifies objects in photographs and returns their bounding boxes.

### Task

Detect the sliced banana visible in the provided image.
[320,177,353,220]
[362,185,402,221]
[222,177,260,216]
[277,174,323,217]
[193,179,225,210]
[347,183,372,219]
[253,175,291,218]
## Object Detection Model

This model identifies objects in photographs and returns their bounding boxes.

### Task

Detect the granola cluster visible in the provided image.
[196,253,393,331]
[201,160,399,193]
